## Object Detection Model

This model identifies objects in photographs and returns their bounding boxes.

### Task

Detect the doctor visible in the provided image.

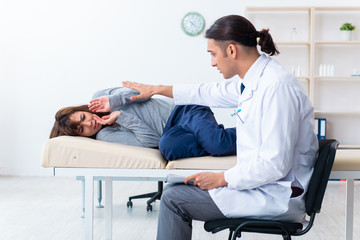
[123,15,318,240]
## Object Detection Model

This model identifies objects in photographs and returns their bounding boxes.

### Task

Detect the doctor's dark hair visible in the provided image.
[49,105,108,139]
[205,15,279,56]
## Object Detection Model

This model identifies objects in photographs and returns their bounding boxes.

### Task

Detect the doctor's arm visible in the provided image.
[123,79,239,108]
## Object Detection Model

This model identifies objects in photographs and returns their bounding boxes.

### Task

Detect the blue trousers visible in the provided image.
[159,105,236,160]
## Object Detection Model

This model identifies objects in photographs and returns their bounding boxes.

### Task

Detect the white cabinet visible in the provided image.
[246,7,360,145]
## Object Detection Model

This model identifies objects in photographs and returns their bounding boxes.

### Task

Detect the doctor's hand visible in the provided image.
[122,81,173,100]
[185,172,228,190]
[89,96,110,112]
[93,111,120,126]
[122,81,156,101]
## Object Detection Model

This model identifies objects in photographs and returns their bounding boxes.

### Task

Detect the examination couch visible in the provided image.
[42,136,360,240]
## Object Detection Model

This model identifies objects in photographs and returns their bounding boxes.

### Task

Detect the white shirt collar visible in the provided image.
[242,54,271,91]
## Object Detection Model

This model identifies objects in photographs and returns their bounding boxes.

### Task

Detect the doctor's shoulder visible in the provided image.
[262,60,298,86]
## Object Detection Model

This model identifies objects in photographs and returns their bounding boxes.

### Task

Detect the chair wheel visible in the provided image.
[127,201,133,208]
[146,205,153,212]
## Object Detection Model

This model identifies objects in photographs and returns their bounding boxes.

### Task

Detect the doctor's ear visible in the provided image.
[227,44,237,58]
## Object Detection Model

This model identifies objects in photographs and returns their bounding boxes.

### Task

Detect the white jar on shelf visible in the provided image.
[330,65,335,76]
[290,27,298,41]
[319,64,324,76]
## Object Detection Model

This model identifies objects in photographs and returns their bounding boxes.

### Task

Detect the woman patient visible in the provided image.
[50,87,236,160]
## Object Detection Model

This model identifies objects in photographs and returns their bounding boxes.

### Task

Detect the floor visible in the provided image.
[0,176,359,240]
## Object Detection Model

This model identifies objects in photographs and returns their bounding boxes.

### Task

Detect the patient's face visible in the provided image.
[70,111,103,137]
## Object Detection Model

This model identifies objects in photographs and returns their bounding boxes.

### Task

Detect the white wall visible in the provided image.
[1,0,359,176]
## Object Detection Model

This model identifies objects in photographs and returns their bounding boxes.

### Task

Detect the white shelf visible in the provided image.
[246,7,310,12]
[314,76,360,81]
[315,110,360,115]
[247,7,360,144]
[276,42,310,46]
[314,7,360,12]
[315,41,360,45]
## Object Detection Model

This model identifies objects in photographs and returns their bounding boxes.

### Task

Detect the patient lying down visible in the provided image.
[50,87,236,160]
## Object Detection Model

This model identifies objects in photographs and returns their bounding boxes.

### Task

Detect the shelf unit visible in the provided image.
[246,7,360,146]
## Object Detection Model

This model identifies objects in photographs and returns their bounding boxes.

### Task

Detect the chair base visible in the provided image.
[204,218,303,240]
[127,181,163,211]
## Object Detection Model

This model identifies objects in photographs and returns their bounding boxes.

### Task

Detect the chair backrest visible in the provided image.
[305,139,339,216]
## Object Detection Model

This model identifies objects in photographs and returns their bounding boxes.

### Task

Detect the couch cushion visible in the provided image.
[42,136,360,172]
[166,156,236,170]
[42,136,167,169]
[332,149,360,171]
[42,136,237,170]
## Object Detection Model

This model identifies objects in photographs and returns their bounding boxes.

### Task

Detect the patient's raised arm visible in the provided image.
[122,81,173,100]
[89,96,110,112]
[92,87,149,110]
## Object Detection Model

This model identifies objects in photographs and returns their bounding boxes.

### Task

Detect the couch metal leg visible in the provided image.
[96,180,104,208]
[81,178,85,218]
[346,179,354,240]
[105,177,113,240]
[85,176,94,240]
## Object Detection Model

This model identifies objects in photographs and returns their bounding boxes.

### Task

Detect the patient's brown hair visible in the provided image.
[50,105,108,139]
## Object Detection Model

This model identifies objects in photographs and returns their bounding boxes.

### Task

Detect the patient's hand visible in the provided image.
[93,111,120,126]
[89,96,110,112]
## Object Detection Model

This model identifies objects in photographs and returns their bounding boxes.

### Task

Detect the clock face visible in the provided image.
[181,12,205,36]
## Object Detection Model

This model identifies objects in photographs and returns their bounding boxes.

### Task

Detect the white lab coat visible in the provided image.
[173,54,318,223]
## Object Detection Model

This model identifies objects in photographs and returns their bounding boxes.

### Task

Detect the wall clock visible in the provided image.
[181,12,205,36]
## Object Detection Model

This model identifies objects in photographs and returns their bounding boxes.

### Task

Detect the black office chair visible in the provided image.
[126,181,163,211]
[204,139,339,240]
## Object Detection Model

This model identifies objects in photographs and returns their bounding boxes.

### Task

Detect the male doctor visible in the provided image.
[123,15,318,240]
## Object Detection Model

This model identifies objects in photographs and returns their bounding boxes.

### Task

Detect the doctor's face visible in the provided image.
[207,39,237,79]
